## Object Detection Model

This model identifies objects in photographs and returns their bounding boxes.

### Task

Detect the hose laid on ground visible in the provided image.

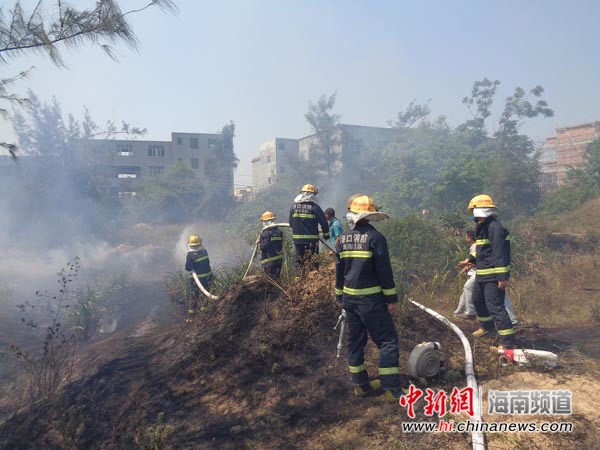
[409,299,486,450]
[192,271,219,300]
[243,223,334,279]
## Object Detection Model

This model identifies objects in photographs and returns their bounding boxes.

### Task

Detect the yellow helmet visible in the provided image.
[188,235,202,246]
[301,184,318,194]
[348,195,377,213]
[468,194,496,210]
[260,211,276,221]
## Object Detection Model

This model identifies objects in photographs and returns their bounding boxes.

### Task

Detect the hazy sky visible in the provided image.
[3,0,600,185]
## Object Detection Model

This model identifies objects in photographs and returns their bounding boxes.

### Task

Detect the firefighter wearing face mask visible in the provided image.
[335,194,405,400]
[258,211,284,279]
[185,234,213,322]
[289,184,329,269]
[466,194,515,348]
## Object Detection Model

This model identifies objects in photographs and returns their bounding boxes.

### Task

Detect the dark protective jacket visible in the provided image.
[467,216,511,282]
[334,222,398,304]
[185,248,213,280]
[260,227,284,265]
[289,201,330,244]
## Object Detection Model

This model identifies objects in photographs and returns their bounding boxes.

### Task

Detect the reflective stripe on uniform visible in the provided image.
[478,315,493,322]
[498,328,515,336]
[379,367,400,375]
[292,234,320,240]
[470,249,477,257]
[343,285,382,296]
[348,364,366,373]
[505,235,511,240]
[292,213,316,219]
[476,239,490,245]
[382,287,397,296]
[194,255,208,263]
[476,266,510,275]
[335,288,343,296]
[339,250,373,259]
[261,254,283,264]
[196,271,212,278]
[271,237,283,241]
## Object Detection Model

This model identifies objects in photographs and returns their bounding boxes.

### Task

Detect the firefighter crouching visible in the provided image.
[185,234,213,322]
[289,184,329,269]
[335,194,405,400]
[467,194,516,348]
[258,211,284,279]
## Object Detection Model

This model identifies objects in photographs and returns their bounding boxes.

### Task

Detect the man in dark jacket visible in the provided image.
[185,234,213,322]
[466,194,515,348]
[335,194,404,400]
[289,184,329,269]
[258,211,284,279]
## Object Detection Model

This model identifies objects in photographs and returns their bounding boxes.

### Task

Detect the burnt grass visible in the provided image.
[0,267,593,449]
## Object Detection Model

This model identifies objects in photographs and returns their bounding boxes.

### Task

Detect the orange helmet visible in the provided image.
[348,195,377,213]
[468,194,496,210]
[260,211,276,221]
[301,184,318,194]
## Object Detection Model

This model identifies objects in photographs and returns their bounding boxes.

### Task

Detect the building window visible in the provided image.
[268,177,272,184]
[149,166,165,176]
[148,145,165,157]
[191,158,199,169]
[176,137,182,145]
[267,155,271,163]
[116,166,140,179]
[177,158,182,162]
[208,138,217,150]
[117,143,133,156]
[190,138,199,149]
[278,143,284,151]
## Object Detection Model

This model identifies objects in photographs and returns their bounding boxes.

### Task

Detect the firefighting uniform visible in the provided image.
[334,221,401,390]
[467,216,515,347]
[289,201,330,267]
[260,226,284,279]
[185,248,213,298]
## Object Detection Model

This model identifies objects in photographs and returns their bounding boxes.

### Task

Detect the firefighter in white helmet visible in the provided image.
[335,194,405,400]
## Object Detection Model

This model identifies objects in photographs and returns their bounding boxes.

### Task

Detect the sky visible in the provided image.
[3,0,600,186]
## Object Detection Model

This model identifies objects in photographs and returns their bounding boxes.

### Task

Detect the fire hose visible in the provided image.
[409,299,486,450]
[243,222,334,279]
[192,270,219,300]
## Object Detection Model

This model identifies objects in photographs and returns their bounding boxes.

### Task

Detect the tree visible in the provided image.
[0,0,176,155]
[305,92,341,177]
[392,99,431,130]
[130,163,204,224]
[567,139,600,187]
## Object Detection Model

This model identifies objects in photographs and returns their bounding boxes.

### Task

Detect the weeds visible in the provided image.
[135,412,173,450]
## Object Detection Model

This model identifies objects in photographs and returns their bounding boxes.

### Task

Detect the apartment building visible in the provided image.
[541,121,600,190]
[251,138,299,191]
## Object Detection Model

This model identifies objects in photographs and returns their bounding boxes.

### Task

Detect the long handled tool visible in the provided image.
[334,309,347,358]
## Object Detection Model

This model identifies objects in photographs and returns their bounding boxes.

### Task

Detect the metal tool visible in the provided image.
[334,309,347,358]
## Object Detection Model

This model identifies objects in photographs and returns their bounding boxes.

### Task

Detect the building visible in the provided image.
[234,185,254,201]
[251,138,299,191]
[299,124,398,173]
[251,125,398,191]
[541,122,600,190]
[85,131,226,197]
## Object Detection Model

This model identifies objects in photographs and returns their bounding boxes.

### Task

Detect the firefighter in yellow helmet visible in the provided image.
[289,184,329,270]
[466,195,515,348]
[335,195,405,400]
[258,211,284,279]
[185,234,213,322]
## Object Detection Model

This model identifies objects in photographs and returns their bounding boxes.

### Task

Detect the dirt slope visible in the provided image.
[1,266,598,449]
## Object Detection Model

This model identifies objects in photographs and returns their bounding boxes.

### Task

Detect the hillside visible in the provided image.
[2,198,600,449]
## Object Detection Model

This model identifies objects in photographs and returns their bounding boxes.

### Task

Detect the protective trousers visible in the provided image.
[344,299,401,390]
[263,260,282,279]
[294,242,319,269]
[472,281,516,347]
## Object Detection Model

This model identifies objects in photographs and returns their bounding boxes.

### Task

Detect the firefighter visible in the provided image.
[466,194,515,348]
[335,194,404,400]
[289,184,329,269]
[258,211,284,279]
[185,234,213,322]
